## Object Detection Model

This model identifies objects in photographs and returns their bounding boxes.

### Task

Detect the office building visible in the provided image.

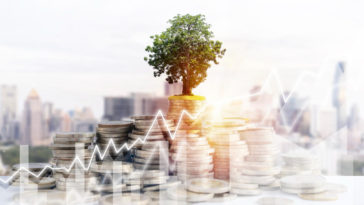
[332,62,347,129]
[0,85,17,141]
[21,89,47,145]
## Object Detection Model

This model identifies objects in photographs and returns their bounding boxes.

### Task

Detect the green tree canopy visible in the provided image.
[145,14,226,95]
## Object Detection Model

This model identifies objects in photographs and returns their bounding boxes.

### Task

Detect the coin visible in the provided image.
[280,175,326,189]
[131,115,156,120]
[91,184,126,193]
[166,184,214,203]
[186,178,229,194]
[230,183,258,190]
[143,180,181,191]
[209,193,237,202]
[256,197,294,205]
[98,121,132,128]
[325,183,347,193]
[230,188,261,196]
[299,191,338,201]
[281,186,326,194]
[100,193,149,205]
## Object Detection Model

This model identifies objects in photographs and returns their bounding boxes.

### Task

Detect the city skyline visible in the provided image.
[1,0,364,118]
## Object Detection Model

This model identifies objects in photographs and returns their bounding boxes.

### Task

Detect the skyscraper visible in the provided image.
[21,89,46,145]
[0,85,17,141]
[332,62,347,130]
[103,93,169,121]
[103,97,134,121]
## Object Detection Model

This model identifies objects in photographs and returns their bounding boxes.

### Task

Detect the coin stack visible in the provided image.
[167,96,214,181]
[100,193,150,205]
[236,127,280,192]
[10,163,55,189]
[51,132,96,191]
[207,119,248,180]
[96,121,132,160]
[164,178,232,203]
[13,189,100,205]
[280,152,321,178]
[127,170,173,192]
[169,128,214,181]
[130,115,172,171]
[90,161,141,193]
[280,175,326,194]
[167,96,205,125]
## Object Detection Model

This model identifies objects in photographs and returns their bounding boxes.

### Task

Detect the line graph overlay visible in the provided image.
[0,67,338,186]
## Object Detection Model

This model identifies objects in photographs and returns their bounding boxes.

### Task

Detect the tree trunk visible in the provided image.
[183,50,192,95]
[182,78,192,95]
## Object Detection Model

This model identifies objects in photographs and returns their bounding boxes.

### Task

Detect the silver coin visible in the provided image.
[100,193,149,205]
[166,184,213,203]
[209,193,237,202]
[298,191,338,201]
[281,186,326,194]
[230,188,261,196]
[143,180,181,191]
[186,178,230,194]
[257,197,294,205]
[280,175,326,189]
[230,182,258,190]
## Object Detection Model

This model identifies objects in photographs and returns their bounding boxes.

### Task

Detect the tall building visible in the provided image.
[0,85,17,141]
[310,106,337,138]
[332,61,347,129]
[131,93,154,116]
[164,82,182,96]
[247,85,275,125]
[42,102,53,139]
[21,89,47,146]
[103,93,168,121]
[71,107,97,132]
[103,97,134,121]
[278,91,310,136]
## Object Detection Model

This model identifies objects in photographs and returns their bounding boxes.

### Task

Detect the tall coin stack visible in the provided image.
[237,127,280,191]
[130,115,172,171]
[170,129,214,181]
[207,119,249,180]
[167,96,213,181]
[51,132,96,191]
[96,121,132,160]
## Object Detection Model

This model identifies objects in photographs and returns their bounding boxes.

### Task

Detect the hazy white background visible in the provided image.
[0,0,363,117]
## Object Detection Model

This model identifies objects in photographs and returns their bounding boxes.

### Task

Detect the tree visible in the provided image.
[145,14,226,95]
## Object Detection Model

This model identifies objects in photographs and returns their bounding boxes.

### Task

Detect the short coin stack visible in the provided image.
[235,127,280,194]
[51,132,96,191]
[130,115,172,171]
[127,170,173,192]
[96,121,132,160]
[100,193,150,205]
[10,163,54,189]
[207,119,249,180]
[170,128,214,181]
[280,175,326,194]
[92,161,179,194]
[280,151,321,178]
[90,161,139,193]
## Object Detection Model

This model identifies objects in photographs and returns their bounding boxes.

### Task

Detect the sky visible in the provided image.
[0,0,363,118]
